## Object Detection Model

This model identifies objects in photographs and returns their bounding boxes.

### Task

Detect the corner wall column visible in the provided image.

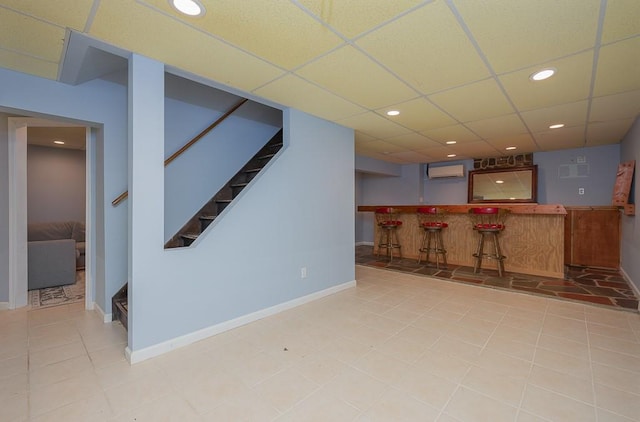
[127,54,165,352]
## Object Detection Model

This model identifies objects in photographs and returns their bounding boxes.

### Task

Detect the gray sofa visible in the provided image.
[27,221,85,290]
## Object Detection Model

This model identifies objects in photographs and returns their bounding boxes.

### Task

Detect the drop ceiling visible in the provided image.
[1,0,638,163]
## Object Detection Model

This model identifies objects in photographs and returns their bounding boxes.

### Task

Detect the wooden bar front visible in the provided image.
[358,204,567,278]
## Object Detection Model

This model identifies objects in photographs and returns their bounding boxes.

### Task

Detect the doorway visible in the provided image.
[8,117,96,311]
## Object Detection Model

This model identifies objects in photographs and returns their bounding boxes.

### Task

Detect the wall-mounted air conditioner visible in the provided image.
[427,164,464,179]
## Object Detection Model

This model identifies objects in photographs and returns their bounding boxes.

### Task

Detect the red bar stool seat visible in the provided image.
[469,207,510,277]
[416,207,448,268]
[375,207,402,261]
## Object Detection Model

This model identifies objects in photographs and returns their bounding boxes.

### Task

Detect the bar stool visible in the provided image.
[416,207,448,268]
[375,207,402,261]
[469,207,510,277]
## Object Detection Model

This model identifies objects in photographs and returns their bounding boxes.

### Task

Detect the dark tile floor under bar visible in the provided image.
[356,245,639,312]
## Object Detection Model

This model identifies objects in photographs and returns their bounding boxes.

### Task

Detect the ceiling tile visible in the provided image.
[428,79,514,122]
[375,98,457,132]
[414,146,459,162]
[90,0,285,92]
[382,133,442,150]
[253,74,365,121]
[297,45,417,109]
[499,52,593,111]
[586,119,634,145]
[601,0,640,43]
[593,37,640,97]
[421,124,480,143]
[296,0,426,38]
[520,101,589,133]
[0,0,94,31]
[140,0,344,70]
[447,141,501,158]
[590,90,640,123]
[356,1,490,95]
[386,150,433,164]
[485,134,540,153]
[339,112,412,138]
[355,132,379,144]
[0,49,58,79]
[0,8,65,62]
[357,140,406,154]
[533,126,586,151]
[465,114,528,140]
[454,0,600,73]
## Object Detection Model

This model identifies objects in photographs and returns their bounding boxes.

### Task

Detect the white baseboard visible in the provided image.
[94,302,113,323]
[620,267,640,311]
[356,241,374,246]
[127,279,357,364]
[0,302,9,310]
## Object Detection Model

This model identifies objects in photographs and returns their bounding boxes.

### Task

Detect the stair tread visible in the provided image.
[245,168,263,173]
[258,153,276,159]
[230,183,249,188]
[180,233,199,240]
[199,215,217,220]
[216,199,232,203]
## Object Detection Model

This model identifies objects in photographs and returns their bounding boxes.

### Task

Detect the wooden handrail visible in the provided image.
[112,99,249,207]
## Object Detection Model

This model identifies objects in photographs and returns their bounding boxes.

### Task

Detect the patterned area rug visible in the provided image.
[29,271,85,309]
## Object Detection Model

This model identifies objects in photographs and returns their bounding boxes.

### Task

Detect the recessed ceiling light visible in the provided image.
[509,197,516,200]
[170,0,205,16]
[53,140,65,145]
[447,154,456,158]
[530,68,556,81]
[445,141,457,145]
[386,110,400,116]
[495,180,504,184]
[505,146,517,150]
[549,123,565,129]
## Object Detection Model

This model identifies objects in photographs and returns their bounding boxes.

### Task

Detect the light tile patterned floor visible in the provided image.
[1,266,639,421]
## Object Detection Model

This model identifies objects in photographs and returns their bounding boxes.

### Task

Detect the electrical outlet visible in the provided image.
[578,187,585,195]
[301,267,307,279]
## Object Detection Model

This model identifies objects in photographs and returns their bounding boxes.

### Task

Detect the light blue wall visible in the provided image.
[423,160,473,204]
[0,67,128,313]
[0,114,8,302]
[356,163,422,243]
[620,116,639,293]
[130,105,355,351]
[535,144,620,206]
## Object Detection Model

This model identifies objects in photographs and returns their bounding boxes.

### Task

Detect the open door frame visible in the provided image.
[8,117,96,310]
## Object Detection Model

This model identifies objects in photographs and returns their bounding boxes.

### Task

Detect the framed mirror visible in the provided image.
[468,165,538,203]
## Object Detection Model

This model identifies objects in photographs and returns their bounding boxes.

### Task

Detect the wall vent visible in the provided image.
[427,164,464,179]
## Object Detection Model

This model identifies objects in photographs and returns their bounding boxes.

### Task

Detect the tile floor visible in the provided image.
[356,245,639,312]
[1,266,640,421]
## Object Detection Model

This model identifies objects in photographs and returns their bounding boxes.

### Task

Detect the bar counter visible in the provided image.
[358,204,567,278]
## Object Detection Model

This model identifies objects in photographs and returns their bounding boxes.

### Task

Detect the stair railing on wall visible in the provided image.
[111,98,249,207]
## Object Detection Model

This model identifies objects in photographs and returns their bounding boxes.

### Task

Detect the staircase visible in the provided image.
[165,129,283,248]
[112,283,128,329]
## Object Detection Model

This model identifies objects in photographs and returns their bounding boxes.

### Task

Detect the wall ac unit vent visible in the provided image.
[428,164,464,179]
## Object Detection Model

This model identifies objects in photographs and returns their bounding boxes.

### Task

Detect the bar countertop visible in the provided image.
[357,204,566,215]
